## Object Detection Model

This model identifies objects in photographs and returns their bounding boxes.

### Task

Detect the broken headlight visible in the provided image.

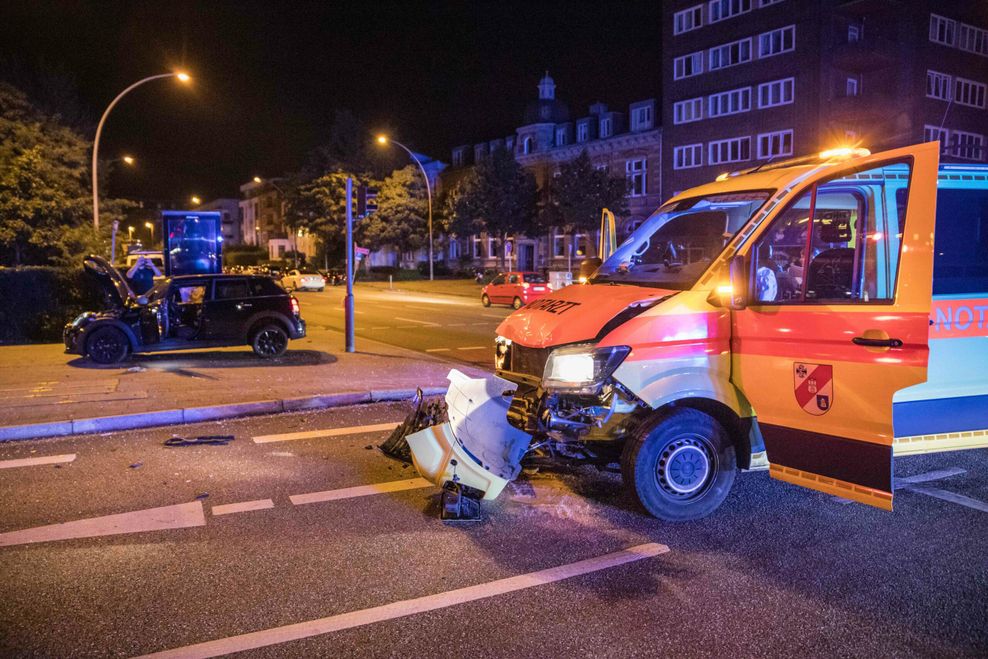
[542,344,630,395]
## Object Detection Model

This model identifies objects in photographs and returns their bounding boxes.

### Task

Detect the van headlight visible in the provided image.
[542,344,630,394]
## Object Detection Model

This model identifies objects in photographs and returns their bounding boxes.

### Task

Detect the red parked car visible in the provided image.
[481,272,550,310]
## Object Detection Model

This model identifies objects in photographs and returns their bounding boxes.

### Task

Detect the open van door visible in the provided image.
[731,142,940,509]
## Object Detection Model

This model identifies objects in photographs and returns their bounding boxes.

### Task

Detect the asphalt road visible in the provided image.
[297,284,510,368]
[2,403,986,657]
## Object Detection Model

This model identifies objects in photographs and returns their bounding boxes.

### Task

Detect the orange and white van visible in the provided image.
[405,142,988,521]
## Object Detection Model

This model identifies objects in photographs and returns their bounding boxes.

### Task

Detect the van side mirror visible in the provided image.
[727,254,747,310]
[578,257,602,284]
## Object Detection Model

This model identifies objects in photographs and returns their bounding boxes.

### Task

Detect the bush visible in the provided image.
[417,261,451,277]
[0,266,105,344]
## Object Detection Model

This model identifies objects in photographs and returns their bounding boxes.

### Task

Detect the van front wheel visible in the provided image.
[621,408,736,521]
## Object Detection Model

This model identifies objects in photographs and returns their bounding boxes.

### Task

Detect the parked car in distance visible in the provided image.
[481,272,550,309]
[65,255,306,364]
[282,269,326,292]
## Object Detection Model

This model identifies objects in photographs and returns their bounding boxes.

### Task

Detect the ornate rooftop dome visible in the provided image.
[523,71,569,125]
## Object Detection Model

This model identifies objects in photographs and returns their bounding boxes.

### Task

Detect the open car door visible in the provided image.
[731,142,940,509]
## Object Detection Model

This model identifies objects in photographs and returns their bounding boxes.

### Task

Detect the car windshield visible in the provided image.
[592,191,772,289]
[145,279,171,302]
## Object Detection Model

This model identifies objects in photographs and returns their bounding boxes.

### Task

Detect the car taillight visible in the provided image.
[290,297,300,315]
[522,283,530,289]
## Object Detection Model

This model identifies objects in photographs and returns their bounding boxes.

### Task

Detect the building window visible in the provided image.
[758,25,795,58]
[757,77,794,108]
[957,23,988,57]
[626,158,647,197]
[673,97,704,124]
[847,24,862,43]
[487,236,496,257]
[709,136,751,165]
[674,51,704,80]
[553,234,566,257]
[505,136,515,151]
[472,236,482,258]
[845,76,860,97]
[926,70,953,101]
[924,125,949,145]
[600,117,612,138]
[556,127,567,146]
[929,14,956,47]
[452,150,464,166]
[756,129,793,159]
[577,122,589,142]
[674,4,703,35]
[954,77,987,109]
[449,240,460,260]
[632,105,653,131]
[709,37,752,71]
[757,0,785,6]
[708,0,751,24]
[708,86,751,117]
[522,136,533,154]
[950,130,985,161]
[673,144,703,169]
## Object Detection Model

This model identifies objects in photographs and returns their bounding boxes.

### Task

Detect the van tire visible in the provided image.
[512,297,523,310]
[481,294,491,307]
[621,408,736,522]
[251,323,289,358]
[86,326,131,365]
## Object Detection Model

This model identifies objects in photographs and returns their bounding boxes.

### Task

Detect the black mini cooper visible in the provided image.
[65,256,307,364]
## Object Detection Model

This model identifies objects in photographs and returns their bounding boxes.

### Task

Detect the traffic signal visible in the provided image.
[356,184,378,218]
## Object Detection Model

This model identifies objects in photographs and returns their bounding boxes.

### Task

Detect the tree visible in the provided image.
[284,171,353,268]
[357,166,427,258]
[540,150,628,234]
[449,147,537,268]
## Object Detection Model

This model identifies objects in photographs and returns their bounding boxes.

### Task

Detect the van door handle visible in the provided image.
[236,303,253,310]
[852,336,902,348]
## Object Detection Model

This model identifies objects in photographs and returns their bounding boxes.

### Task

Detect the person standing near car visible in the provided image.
[126,256,162,295]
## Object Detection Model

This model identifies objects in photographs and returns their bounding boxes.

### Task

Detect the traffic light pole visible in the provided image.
[345,177,355,353]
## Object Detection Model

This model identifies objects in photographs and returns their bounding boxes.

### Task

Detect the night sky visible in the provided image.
[2,1,662,202]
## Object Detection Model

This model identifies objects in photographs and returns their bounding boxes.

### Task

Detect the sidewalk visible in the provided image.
[356,279,482,299]
[0,326,487,440]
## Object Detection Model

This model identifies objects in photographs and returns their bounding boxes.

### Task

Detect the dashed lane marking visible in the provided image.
[289,477,433,505]
[253,422,398,444]
[0,501,205,547]
[0,453,77,469]
[211,499,275,516]
[457,346,487,351]
[425,348,451,352]
[138,542,670,659]
[445,323,466,327]
[393,316,440,327]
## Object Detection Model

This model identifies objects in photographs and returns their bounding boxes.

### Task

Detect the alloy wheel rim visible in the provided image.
[257,329,286,356]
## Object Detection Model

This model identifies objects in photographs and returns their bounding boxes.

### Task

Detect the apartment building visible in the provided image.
[662,0,987,197]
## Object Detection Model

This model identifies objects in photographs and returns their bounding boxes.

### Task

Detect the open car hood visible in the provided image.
[83,254,135,310]
[496,283,675,348]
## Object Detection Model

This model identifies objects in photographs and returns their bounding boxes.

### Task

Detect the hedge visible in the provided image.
[0,267,104,344]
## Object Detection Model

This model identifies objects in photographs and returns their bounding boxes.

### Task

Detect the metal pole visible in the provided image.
[345,177,355,353]
[111,221,119,263]
[92,73,178,231]
[390,140,434,281]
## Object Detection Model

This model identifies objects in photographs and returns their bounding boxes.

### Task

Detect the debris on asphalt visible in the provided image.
[364,445,373,450]
[195,492,209,500]
[126,366,146,373]
[129,462,143,469]
[163,435,235,447]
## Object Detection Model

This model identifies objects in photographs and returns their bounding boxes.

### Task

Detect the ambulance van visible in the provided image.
[403,142,988,521]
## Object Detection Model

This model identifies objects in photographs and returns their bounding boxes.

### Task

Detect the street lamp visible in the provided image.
[145,221,155,243]
[191,195,201,205]
[92,71,192,230]
[376,135,434,280]
[122,155,135,166]
[127,225,135,241]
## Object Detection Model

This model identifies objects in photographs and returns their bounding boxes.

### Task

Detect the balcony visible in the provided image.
[830,36,899,73]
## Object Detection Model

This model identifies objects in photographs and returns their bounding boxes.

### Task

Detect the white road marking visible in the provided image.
[425,348,451,352]
[0,501,205,547]
[472,322,490,326]
[832,467,968,504]
[905,485,988,513]
[211,499,275,516]
[0,453,76,469]
[393,316,440,327]
[253,422,397,444]
[138,543,669,659]
[445,323,466,327]
[457,346,487,351]
[290,477,433,505]
[369,327,391,331]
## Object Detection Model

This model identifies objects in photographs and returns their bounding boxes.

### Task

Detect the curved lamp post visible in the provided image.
[376,135,434,280]
[92,71,191,230]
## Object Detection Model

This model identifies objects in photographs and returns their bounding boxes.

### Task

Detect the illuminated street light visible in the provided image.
[122,155,135,166]
[127,225,135,240]
[253,176,262,183]
[92,71,192,230]
[144,221,155,243]
[376,134,434,280]
[191,195,201,205]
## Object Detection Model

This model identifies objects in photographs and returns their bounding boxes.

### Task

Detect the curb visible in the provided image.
[0,387,448,442]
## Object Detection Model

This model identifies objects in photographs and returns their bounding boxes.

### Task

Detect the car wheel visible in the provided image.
[481,294,491,307]
[86,326,131,365]
[317,288,325,292]
[620,408,736,522]
[251,324,289,358]
[512,297,523,310]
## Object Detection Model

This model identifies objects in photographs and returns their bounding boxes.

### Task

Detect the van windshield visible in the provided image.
[592,191,771,289]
